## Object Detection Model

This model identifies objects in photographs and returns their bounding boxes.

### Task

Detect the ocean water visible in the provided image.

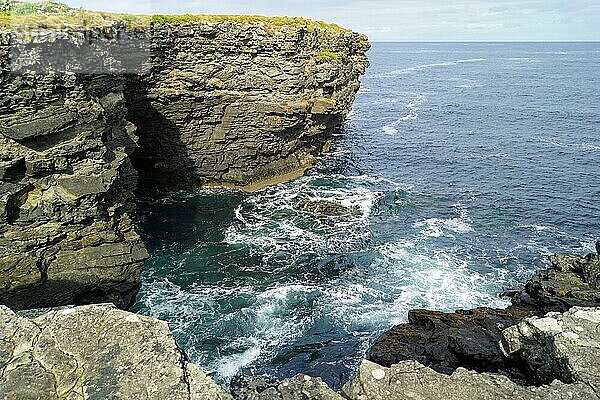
[133,42,600,389]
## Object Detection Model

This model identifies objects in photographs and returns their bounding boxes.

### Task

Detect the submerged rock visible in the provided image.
[231,374,343,400]
[0,304,232,400]
[294,198,358,216]
[345,307,600,400]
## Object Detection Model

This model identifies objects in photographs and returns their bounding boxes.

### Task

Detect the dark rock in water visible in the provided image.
[523,250,600,312]
[294,198,358,216]
[230,374,342,400]
[368,306,538,383]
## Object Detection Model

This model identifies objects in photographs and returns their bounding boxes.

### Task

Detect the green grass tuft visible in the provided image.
[317,49,343,61]
[0,1,349,32]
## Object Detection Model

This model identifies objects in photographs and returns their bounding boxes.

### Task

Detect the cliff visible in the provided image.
[0,16,369,309]
[126,21,369,190]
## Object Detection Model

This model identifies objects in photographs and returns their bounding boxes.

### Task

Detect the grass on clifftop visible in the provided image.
[0,0,347,32]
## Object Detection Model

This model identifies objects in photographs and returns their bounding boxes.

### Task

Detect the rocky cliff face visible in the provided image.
[126,22,369,190]
[0,22,369,310]
[0,30,148,310]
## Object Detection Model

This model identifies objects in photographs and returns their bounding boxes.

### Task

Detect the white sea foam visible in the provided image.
[382,126,398,135]
[342,174,411,191]
[389,58,486,75]
[533,135,600,152]
[224,176,384,261]
[381,94,427,134]
[518,224,552,232]
[414,217,474,238]
[216,338,261,378]
[339,240,511,326]
[413,207,474,238]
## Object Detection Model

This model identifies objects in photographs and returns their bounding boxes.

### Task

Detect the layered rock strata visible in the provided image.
[126,23,369,190]
[0,22,369,310]
[0,30,149,309]
[0,303,232,399]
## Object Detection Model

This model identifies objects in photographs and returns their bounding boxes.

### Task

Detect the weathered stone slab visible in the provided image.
[0,304,232,400]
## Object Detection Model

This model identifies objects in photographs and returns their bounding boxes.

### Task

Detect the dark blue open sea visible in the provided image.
[133,42,600,389]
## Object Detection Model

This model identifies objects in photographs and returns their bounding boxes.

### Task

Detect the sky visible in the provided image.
[61,1,600,42]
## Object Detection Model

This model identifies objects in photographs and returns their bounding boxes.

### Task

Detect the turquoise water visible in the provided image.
[133,42,600,389]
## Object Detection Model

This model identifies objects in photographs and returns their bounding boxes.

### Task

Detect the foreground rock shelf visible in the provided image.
[2,303,598,399]
[343,307,600,400]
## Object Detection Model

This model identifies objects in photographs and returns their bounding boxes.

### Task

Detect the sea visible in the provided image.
[132,42,600,389]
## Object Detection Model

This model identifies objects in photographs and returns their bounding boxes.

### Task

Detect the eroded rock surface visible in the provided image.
[501,307,600,387]
[230,374,343,400]
[368,306,537,383]
[522,248,600,312]
[0,31,149,309]
[0,304,232,400]
[0,22,368,310]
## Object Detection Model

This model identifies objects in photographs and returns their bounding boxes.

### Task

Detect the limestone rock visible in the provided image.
[0,304,232,400]
[126,22,369,190]
[346,308,600,399]
[342,359,598,400]
[0,22,368,310]
[0,43,148,310]
[230,374,343,400]
[501,306,600,386]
